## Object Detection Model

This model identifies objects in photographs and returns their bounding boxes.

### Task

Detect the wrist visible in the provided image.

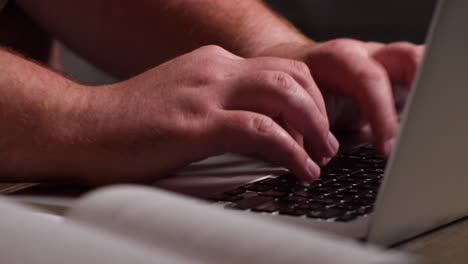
[36,82,99,183]
[241,31,313,57]
[56,82,151,186]
[51,83,121,185]
[250,38,316,58]
[223,0,314,59]
[0,80,98,183]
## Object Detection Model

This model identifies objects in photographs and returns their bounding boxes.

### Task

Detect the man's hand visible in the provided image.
[256,39,424,156]
[79,46,338,184]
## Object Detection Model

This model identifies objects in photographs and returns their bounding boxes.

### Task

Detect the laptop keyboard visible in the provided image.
[209,145,386,222]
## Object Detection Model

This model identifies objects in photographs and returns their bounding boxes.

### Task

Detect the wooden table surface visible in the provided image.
[0,183,38,194]
[398,217,468,263]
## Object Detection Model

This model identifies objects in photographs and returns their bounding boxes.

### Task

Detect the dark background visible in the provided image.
[266,0,438,43]
[61,1,439,83]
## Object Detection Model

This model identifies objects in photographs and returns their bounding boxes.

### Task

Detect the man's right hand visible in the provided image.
[78,45,339,185]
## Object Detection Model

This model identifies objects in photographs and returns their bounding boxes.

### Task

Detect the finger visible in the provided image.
[364,41,385,54]
[212,110,321,182]
[281,125,332,166]
[242,57,327,116]
[369,42,425,86]
[305,140,332,167]
[349,58,398,156]
[392,84,410,113]
[303,39,398,155]
[223,70,339,159]
[277,119,304,147]
[311,46,397,154]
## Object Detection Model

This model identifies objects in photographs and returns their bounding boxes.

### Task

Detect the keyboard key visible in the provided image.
[346,198,375,207]
[328,193,357,202]
[361,193,377,200]
[355,163,381,169]
[312,198,337,206]
[355,206,374,215]
[307,211,322,218]
[308,187,334,196]
[296,202,323,210]
[271,186,291,192]
[294,190,315,198]
[325,183,348,190]
[321,172,348,180]
[334,204,359,211]
[367,179,382,185]
[279,207,307,216]
[291,186,309,192]
[280,196,308,203]
[363,168,385,174]
[357,184,380,192]
[362,158,385,164]
[341,189,360,195]
[335,178,362,185]
[259,190,288,197]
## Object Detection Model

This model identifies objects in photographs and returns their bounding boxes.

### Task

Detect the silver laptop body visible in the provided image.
[367,0,468,245]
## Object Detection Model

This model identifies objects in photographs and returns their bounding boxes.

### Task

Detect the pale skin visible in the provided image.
[0,0,423,185]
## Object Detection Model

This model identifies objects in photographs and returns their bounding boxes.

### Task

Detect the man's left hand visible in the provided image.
[257,39,424,156]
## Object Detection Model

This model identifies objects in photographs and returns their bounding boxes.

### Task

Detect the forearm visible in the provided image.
[16,0,311,78]
[0,49,91,182]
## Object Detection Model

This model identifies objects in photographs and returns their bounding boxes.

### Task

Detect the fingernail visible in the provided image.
[319,157,332,166]
[306,158,320,180]
[383,137,396,157]
[299,180,311,187]
[327,132,340,156]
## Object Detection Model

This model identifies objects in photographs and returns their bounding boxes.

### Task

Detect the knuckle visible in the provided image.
[327,38,361,51]
[356,65,386,84]
[406,49,423,67]
[317,114,330,133]
[197,45,241,61]
[288,60,311,75]
[248,115,275,138]
[195,46,230,64]
[387,42,422,62]
[189,48,236,85]
[198,44,228,55]
[261,71,297,96]
[283,136,300,155]
[311,114,330,141]
[407,53,421,69]
[321,38,368,60]
[387,41,414,49]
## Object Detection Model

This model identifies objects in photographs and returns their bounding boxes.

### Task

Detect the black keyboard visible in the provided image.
[209,145,386,222]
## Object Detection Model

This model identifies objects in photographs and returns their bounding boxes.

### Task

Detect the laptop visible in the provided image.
[11,0,468,247]
[157,0,468,247]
